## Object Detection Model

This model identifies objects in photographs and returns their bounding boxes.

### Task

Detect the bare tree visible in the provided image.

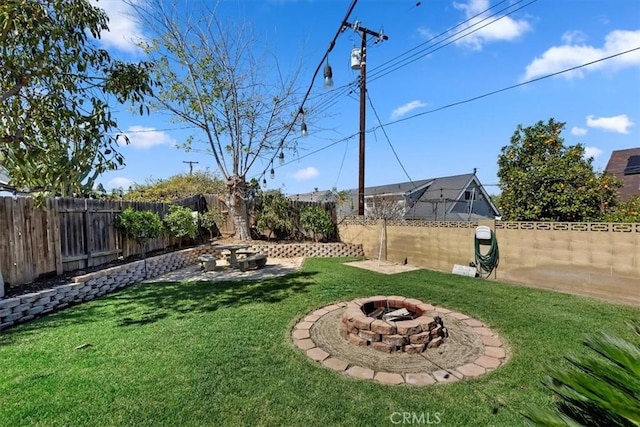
[129,0,304,239]
[365,194,407,220]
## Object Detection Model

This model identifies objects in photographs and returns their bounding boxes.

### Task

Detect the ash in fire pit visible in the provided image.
[341,296,448,353]
[366,306,417,322]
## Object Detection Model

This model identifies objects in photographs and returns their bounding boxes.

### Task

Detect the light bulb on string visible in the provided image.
[270,167,275,180]
[300,108,308,137]
[278,151,285,165]
[323,60,334,89]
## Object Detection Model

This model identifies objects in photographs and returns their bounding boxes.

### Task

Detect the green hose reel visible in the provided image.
[474,226,499,277]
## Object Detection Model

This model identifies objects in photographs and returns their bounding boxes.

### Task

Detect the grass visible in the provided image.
[0,257,638,427]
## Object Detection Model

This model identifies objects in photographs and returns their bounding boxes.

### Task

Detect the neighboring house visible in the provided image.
[604,148,640,201]
[0,170,11,196]
[291,173,501,220]
[0,170,31,197]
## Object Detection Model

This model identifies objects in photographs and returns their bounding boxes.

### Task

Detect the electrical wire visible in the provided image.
[256,0,360,182]
[292,0,537,141]
[265,48,639,185]
[376,47,640,129]
[333,140,350,189]
[366,89,415,186]
[368,0,536,82]
[368,0,511,79]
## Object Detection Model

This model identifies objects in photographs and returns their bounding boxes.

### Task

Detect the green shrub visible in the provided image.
[603,195,640,223]
[115,208,163,243]
[300,206,334,242]
[199,208,225,240]
[255,190,296,239]
[525,321,640,426]
[164,205,197,244]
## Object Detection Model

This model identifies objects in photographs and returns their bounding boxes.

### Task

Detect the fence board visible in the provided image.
[0,193,335,287]
[0,198,11,285]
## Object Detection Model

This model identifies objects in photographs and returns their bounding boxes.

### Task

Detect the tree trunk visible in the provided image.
[227,176,251,240]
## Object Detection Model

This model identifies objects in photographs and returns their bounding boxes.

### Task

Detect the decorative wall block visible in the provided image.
[0,242,363,331]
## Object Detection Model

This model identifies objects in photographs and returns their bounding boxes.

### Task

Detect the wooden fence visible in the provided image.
[1,195,216,288]
[0,194,333,288]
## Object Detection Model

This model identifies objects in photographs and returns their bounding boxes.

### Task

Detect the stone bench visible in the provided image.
[236,253,268,272]
[197,254,217,271]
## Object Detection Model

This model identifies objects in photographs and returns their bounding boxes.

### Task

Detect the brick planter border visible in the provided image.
[293,298,509,386]
[0,242,363,332]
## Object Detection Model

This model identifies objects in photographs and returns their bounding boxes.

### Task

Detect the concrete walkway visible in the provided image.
[144,257,305,283]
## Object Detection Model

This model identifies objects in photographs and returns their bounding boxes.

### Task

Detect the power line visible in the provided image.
[271,48,640,182]
[256,0,360,183]
[368,0,537,82]
[333,140,350,189]
[298,0,537,136]
[366,89,415,186]
[378,47,640,129]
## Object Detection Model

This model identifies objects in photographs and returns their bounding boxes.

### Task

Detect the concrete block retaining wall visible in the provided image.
[0,242,363,331]
[246,242,364,258]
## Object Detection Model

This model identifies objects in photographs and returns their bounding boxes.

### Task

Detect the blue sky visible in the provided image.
[93,0,640,196]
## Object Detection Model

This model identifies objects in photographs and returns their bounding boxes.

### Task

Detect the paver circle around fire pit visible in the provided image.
[291,296,509,386]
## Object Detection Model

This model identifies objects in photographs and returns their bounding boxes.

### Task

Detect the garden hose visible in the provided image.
[474,229,499,278]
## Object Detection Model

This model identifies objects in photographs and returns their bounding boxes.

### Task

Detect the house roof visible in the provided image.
[604,148,640,201]
[290,172,501,217]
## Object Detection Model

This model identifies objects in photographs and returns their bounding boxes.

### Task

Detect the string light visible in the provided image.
[323,59,334,89]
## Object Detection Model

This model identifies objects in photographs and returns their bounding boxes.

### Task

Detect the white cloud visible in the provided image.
[586,114,635,134]
[89,0,145,54]
[521,30,640,81]
[390,100,427,120]
[120,126,177,149]
[561,30,587,45]
[571,126,588,136]
[293,167,319,181]
[583,146,603,160]
[452,0,532,50]
[107,177,134,190]
[417,27,433,40]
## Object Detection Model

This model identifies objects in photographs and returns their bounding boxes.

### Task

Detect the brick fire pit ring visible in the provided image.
[340,296,447,353]
[292,296,509,386]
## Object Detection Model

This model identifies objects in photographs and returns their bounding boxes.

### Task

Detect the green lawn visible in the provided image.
[1,258,638,427]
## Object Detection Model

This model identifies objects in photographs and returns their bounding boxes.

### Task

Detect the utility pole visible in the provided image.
[343,21,388,216]
[182,160,199,175]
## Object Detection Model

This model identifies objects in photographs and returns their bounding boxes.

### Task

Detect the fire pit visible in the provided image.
[340,296,448,353]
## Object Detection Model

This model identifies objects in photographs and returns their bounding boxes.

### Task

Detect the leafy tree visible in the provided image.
[603,195,640,223]
[255,190,296,239]
[128,0,304,240]
[125,170,225,202]
[497,119,620,221]
[163,205,197,247]
[0,0,155,197]
[300,206,334,242]
[115,208,163,244]
[525,321,640,426]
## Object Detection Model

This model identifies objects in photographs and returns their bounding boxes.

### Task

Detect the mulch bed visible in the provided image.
[2,247,187,299]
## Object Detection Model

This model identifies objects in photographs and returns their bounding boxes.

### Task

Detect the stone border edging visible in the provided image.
[0,242,363,332]
[292,298,509,386]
